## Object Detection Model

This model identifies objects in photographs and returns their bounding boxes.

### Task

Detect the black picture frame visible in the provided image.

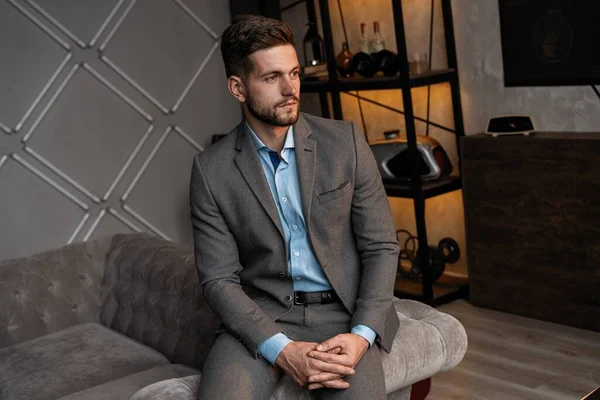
[498,1,600,87]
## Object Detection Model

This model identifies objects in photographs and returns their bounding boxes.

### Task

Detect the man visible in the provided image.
[189,14,399,399]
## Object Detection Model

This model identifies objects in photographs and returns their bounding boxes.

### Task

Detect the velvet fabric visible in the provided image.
[0,322,169,400]
[0,233,467,399]
[58,364,198,400]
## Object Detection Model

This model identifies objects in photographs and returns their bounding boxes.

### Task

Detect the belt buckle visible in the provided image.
[321,291,334,304]
[294,292,305,305]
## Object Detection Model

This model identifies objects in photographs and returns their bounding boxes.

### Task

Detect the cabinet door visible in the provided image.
[461,134,600,332]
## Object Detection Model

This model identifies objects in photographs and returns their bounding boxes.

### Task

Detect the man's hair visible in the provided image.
[220,15,295,78]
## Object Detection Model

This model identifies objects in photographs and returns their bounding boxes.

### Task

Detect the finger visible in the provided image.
[308,372,344,383]
[308,379,350,390]
[311,359,355,375]
[316,335,343,352]
[309,351,353,366]
[328,346,342,354]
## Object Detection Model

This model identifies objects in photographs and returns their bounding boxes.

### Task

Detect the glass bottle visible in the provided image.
[371,21,385,54]
[336,42,354,77]
[359,23,370,54]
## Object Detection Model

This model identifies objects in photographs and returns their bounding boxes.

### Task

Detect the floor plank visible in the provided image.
[428,300,600,400]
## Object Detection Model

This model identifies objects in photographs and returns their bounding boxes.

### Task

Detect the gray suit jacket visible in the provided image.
[190,112,400,358]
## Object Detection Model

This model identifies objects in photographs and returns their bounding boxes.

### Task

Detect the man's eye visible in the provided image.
[265,76,276,83]
[291,70,299,78]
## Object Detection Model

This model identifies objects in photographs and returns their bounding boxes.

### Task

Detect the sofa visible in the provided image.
[0,233,467,400]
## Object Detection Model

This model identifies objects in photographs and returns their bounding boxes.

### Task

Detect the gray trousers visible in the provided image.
[196,300,386,400]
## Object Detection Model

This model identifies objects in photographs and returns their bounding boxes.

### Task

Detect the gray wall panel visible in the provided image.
[1,0,236,261]
[84,208,140,241]
[180,0,230,36]
[0,154,88,260]
[101,0,216,111]
[176,48,241,144]
[25,65,153,201]
[0,0,69,133]
[124,127,200,243]
[21,0,122,47]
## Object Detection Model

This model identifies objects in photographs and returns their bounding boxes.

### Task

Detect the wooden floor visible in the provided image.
[427,300,600,400]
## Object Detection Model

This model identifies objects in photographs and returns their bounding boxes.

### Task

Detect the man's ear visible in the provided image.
[228,75,246,103]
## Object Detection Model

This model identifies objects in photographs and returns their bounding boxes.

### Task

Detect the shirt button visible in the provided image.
[282,196,288,202]
[284,294,292,302]
[295,277,301,280]
[292,225,298,230]
[294,251,300,257]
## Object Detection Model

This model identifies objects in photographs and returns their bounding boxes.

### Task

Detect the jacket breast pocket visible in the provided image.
[318,180,351,204]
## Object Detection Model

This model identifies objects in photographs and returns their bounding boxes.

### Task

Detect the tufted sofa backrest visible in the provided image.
[0,236,112,349]
[99,233,220,370]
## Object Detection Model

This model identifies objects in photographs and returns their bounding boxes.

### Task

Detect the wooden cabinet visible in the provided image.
[461,132,600,332]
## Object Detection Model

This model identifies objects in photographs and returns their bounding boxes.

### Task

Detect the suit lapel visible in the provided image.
[294,115,316,229]
[234,123,284,238]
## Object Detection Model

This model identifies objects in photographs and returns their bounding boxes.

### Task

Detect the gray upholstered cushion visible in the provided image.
[99,233,221,370]
[131,298,466,400]
[58,364,199,400]
[0,236,112,349]
[0,322,170,400]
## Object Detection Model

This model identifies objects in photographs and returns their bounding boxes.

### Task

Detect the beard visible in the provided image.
[245,93,300,127]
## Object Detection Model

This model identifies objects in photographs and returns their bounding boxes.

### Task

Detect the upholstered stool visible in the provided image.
[131,298,467,400]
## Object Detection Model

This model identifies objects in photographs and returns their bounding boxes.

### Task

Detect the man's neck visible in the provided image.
[245,114,289,153]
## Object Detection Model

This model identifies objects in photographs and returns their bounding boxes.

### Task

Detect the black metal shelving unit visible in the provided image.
[304,0,468,307]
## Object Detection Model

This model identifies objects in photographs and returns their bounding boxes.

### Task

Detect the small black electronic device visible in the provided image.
[485,115,535,137]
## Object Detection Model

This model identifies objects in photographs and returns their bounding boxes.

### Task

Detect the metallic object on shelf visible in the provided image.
[370,132,453,182]
[335,42,354,77]
[302,22,325,67]
[396,230,460,283]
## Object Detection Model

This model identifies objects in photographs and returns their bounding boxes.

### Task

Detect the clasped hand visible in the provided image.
[275,333,369,390]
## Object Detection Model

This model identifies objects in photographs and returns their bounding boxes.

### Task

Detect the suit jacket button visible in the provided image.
[284,294,292,302]
[278,272,286,278]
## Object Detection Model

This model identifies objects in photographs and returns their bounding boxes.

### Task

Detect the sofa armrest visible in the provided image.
[382,298,468,392]
[99,233,221,371]
[0,236,112,349]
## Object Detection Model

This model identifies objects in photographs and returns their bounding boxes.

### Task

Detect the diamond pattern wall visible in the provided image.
[100,0,216,113]
[0,0,70,133]
[21,0,123,48]
[0,0,238,262]
[0,154,88,260]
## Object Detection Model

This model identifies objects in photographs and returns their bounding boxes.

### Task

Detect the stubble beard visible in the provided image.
[246,93,300,127]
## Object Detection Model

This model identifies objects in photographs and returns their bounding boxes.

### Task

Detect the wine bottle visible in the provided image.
[371,21,385,53]
[359,23,370,54]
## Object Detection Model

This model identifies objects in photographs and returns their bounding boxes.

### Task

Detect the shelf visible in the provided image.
[300,68,457,93]
[383,175,461,199]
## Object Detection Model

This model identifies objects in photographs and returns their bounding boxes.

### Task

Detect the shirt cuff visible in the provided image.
[351,325,376,348]
[258,333,293,365]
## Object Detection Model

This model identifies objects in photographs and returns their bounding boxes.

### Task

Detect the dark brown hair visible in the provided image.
[220,15,295,78]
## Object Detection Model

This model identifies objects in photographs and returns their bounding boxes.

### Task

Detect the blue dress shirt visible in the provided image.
[245,123,376,365]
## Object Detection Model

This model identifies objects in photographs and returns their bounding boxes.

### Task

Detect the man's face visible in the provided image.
[243,45,301,127]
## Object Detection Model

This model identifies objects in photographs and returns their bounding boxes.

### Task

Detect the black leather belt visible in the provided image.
[294,290,336,305]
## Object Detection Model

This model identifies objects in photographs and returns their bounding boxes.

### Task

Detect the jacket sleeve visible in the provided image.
[189,154,282,358]
[348,123,400,347]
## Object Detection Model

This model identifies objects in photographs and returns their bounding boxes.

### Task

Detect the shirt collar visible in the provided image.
[246,121,295,152]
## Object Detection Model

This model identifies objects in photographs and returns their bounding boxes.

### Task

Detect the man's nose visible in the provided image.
[281,76,298,96]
